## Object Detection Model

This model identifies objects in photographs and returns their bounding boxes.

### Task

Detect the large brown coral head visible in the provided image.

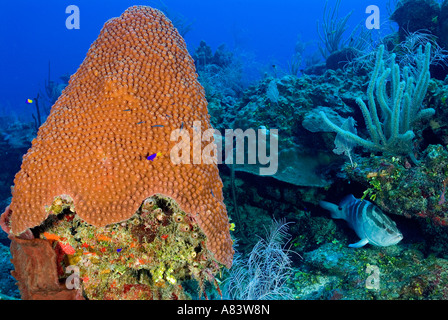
[8,6,233,268]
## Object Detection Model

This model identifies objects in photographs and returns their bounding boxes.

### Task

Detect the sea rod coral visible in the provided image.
[2,5,234,299]
[320,43,434,161]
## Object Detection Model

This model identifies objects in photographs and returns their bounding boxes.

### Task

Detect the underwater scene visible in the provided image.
[1,0,448,302]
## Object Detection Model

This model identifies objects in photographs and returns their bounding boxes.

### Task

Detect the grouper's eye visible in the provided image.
[338,206,342,210]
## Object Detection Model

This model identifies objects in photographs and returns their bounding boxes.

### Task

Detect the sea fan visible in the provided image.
[221,219,296,300]
[333,117,357,166]
[267,80,279,105]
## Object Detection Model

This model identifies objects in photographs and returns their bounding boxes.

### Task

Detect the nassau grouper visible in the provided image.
[319,195,403,248]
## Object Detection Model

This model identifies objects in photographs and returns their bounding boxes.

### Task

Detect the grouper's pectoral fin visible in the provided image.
[348,238,369,248]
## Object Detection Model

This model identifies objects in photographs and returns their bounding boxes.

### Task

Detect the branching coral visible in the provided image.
[317,0,371,58]
[320,42,434,162]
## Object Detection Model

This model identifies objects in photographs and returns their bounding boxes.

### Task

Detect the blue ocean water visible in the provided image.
[0,0,389,119]
[2,0,448,302]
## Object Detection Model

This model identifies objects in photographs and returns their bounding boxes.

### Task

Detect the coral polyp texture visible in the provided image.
[8,5,233,269]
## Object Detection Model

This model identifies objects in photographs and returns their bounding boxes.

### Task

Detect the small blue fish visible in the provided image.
[320,195,403,248]
[147,152,162,161]
[117,248,122,253]
[152,125,164,128]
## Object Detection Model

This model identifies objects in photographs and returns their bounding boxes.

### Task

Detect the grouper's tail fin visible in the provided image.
[319,200,344,219]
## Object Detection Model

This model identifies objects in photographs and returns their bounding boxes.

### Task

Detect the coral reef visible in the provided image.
[316,0,370,59]
[7,6,233,269]
[219,73,361,188]
[192,40,247,107]
[320,43,434,160]
[325,47,361,71]
[440,1,448,49]
[293,242,448,300]
[341,143,448,260]
[9,236,83,300]
[15,194,223,300]
[222,219,295,300]
[345,144,448,226]
[0,243,19,299]
[193,41,234,73]
[390,0,441,42]
[0,120,34,150]
[425,77,448,144]
[4,0,448,302]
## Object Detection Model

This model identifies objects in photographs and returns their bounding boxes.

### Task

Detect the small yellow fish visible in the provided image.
[229,222,236,231]
[26,98,33,104]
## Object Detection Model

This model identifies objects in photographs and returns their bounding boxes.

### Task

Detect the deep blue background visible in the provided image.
[0,0,393,120]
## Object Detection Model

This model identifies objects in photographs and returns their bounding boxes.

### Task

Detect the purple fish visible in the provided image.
[147,152,162,161]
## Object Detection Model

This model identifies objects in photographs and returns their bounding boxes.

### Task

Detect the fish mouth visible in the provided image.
[392,233,403,244]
